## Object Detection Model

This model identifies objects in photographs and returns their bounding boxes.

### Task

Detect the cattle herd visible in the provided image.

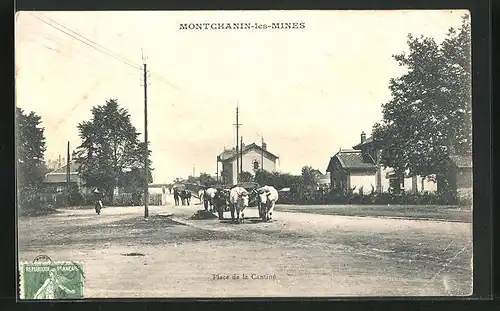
[172,189,192,206]
[196,185,279,223]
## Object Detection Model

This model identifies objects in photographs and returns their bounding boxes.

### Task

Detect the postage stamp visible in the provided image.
[19,261,84,299]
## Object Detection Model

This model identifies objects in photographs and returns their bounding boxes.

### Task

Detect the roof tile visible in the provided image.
[328,149,376,171]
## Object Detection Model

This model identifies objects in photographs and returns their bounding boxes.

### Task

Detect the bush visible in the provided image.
[18,186,56,216]
[68,184,85,206]
[278,188,465,206]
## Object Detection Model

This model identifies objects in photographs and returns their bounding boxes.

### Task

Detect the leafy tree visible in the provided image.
[254,170,301,190]
[372,15,471,187]
[74,99,153,203]
[239,171,254,183]
[199,173,216,186]
[186,175,198,184]
[16,107,51,215]
[254,170,274,186]
[16,107,48,188]
[300,166,321,187]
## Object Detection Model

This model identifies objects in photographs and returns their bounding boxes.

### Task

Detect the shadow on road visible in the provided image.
[219,217,273,225]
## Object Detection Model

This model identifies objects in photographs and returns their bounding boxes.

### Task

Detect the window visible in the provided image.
[253,160,259,170]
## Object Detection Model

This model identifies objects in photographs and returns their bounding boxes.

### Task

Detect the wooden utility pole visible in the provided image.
[142,57,149,219]
[261,135,264,172]
[216,157,219,183]
[66,141,70,206]
[233,105,242,184]
[240,136,243,175]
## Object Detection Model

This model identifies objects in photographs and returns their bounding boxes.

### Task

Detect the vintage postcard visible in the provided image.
[15,10,473,298]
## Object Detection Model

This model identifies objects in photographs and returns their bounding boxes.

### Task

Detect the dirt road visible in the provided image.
[18,197,472,298]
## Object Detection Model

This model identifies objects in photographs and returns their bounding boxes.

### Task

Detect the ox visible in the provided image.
[229,186,250,223]
[198,189,205,204]
[180,190,191,206]
[256,185,279,221]
[173,189,180,206]
[204,188,218,212]
[213,189,230,220]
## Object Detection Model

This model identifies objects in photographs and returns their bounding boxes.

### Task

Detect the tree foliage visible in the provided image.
[74,99,153,201]
[372,15,471,179]
[239,171,254,182]
[199,173,217,186]
[16,107,48,188]
[300,166,321,187]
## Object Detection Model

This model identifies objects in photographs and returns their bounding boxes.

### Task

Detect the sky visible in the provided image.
[15,10,468,183]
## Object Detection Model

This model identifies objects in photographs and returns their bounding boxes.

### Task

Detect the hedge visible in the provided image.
[279,189,472,206]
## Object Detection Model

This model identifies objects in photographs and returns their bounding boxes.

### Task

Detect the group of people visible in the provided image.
[173,188,192,206]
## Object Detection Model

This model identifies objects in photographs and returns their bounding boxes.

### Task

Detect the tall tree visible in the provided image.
[300,166,320,187]
[74,99,153,202]
[16,107,47,188]
[199,173,217,186]
[372,15,471,183]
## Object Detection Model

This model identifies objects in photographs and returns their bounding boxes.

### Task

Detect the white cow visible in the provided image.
[205,188,218,211]
[229,186,250,223]
[198,189,205,204]
[257,185,279,221]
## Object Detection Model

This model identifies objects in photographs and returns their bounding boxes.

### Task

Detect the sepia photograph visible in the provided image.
[15,10,473,298]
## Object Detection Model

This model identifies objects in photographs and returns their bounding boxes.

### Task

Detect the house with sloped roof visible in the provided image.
[325,148,378,194]
[43,161,86,194]
[328,130,472,196]
[217,142,278,185]
[327,132,439,194]
[350,131,437,194]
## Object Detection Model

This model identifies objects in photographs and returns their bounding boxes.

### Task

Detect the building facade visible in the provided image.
[218,142,278,185]
[43,161,87,194]
[326,149,379,194]
[326,132,439,195]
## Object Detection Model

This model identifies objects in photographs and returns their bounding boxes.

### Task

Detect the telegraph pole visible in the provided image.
[240,136,243,175]
[66,141,70,207]
[233,105,242,184]
[142,52,150,219]
[261,135,264,172]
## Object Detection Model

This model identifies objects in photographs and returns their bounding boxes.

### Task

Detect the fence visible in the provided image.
[41,192,164,207]
[112,193,162,206]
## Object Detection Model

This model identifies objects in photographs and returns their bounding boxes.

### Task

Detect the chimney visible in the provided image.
[361,131,366,144]
[262,142,267,150]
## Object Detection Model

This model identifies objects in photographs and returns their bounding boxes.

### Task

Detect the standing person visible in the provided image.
[203,189,209,211]
[93,188,103,215]
[161,186,166,206]
[173,189,180,206]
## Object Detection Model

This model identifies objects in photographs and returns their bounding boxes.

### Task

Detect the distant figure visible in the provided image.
[162,186,166,206]
[93,188,103,215]
[169,187,172,194]
[173,189,180,206]
[185,191,191,206]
